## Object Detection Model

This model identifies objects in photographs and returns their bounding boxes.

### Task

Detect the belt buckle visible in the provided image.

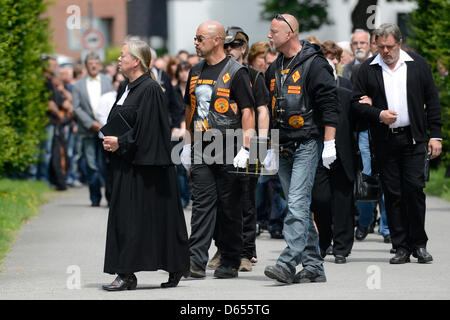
[390,127,400,134]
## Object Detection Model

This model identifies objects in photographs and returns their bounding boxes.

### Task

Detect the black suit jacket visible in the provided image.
[335,86,357,182]
[351,52,442,143]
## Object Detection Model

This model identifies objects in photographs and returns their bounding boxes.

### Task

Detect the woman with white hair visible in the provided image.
[102,38,190,290]
[336,41,354,67]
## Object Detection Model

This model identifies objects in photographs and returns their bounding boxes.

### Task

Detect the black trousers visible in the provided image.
[373,130,428,253]
[189,163,243,269]
[311,160,355,257]
[240,175,258,259]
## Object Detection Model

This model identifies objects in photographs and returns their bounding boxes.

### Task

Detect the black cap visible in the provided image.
[225,26,249,44]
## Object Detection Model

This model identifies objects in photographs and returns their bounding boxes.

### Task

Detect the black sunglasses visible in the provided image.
[275,14,294,33]
[194,35,215,43]
[224,41,245,49]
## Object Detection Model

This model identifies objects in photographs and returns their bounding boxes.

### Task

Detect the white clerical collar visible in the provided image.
[371,49,414,69]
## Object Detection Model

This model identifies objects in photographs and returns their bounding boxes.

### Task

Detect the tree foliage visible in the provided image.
[409,0,450,167]
[0,0,52,176]
[261,0,412,32]
[260,0,331,33]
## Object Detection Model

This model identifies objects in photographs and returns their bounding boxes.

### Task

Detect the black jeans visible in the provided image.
[189,163,243,269]
[373,131,428,253]
[311,160,355,257]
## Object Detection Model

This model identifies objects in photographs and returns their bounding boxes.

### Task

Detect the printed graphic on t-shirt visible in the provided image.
[194,83,213,131]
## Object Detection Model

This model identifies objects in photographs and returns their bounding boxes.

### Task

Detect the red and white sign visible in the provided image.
[81,29,104,51]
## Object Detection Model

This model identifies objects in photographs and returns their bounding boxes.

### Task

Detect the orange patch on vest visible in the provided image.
[292,70,301,83]
[287,85,301,94]
[230,103,238,115]
[222,72,231,84]
[288,115,304,128]
[271,96,276,117]
[214,98,229,113]
[270,79,275,92]
[217,88,230,98]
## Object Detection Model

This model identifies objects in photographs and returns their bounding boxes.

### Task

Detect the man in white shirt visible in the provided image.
[73,52,114,207]
[352,23,443,265]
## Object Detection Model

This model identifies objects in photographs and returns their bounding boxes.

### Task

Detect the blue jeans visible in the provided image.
[172,141,190,207]
[65,127,81,185]
[177,164,191,207]
[82,137,106,205]
[357,131,389,236]
[256,175,287,232]
[276,138,324,276]
[29,124,54,184]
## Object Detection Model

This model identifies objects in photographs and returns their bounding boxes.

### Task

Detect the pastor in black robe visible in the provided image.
[103,73,190,275]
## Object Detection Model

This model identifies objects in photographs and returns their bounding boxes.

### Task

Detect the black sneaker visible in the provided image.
[270,229,283,239]
[355,225,369,241]
[293,269,327,283]
[214,265,238,279]
[187,262,206,278]
[264,264,294,284]
[326,245,333,255]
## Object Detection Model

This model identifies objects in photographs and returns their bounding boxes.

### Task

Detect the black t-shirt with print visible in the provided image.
[252,72,269,108]
[184,56,255,130]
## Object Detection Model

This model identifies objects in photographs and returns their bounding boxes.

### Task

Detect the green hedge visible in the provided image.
[0,179,51,264]
[410,0,449,168]
[0,0,52,176]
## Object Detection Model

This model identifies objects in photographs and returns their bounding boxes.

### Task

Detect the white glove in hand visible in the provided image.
[233,146,250,168]
[262,149,278,171]
[181,144,191,170]
[322,139,337,169]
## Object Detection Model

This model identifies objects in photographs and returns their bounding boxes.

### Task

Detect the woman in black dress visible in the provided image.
[102,39,190,290]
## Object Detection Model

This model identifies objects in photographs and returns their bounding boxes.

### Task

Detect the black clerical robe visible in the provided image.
[103,73,190,274]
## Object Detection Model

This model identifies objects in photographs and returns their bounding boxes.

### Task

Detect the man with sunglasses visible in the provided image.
[264,14,338,284]
[181,21,255,279]
[206,26,271,272]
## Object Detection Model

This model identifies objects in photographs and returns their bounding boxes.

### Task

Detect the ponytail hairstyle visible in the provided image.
[123,37,158,82]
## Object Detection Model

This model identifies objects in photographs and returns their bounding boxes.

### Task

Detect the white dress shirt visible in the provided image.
[96,91,117,139]
[86,75,102,119]
[370,50,413,129]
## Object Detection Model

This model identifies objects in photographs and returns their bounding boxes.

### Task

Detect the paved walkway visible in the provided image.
[0,186,449,300]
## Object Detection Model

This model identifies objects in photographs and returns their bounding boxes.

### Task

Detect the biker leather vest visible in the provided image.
[189,58,245,133]
[269,53,320,142]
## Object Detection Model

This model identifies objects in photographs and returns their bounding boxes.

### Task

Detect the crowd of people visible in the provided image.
[32,14,442,289]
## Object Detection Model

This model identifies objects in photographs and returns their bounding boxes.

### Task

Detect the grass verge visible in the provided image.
[0,179,52,266]
[425,167,450,202]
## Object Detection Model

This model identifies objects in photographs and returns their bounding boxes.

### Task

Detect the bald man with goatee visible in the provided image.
[181,21,255,279]
[264,14,338,284]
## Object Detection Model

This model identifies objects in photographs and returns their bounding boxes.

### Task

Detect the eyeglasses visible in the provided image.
[194,35,216,43]
[224,41,245,49]
[377,44,397,51]
[351,41,369,46]
[275,14,294,33]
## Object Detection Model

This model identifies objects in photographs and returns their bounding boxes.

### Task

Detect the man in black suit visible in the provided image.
[342,29,372,82]
[312,86,357,264]
[351,23,443,264]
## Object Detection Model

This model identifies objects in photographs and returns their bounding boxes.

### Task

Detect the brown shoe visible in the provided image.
[239,258,252,272]
[207,250,221,270]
